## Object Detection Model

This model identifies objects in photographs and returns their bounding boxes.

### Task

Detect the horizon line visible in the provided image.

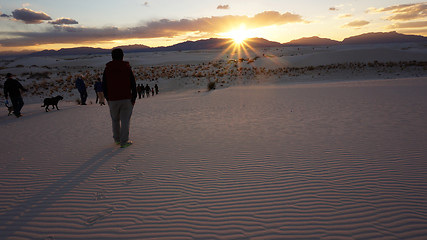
[1,31,426,56]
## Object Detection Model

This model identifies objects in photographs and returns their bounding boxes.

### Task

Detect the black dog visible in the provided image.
[41,95,63,112]
[6,104,13,116]
[1,101,13,116]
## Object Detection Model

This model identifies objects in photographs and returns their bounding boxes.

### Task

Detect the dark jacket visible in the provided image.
[94,81,103,92]
[4,78,26,99]
[102,60,137,103]
[75,78,86,93]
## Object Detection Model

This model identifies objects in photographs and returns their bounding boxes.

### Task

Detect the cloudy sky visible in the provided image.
[0,0,426,52]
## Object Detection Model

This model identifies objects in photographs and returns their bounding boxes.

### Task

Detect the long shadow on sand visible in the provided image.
[0,147,121,238]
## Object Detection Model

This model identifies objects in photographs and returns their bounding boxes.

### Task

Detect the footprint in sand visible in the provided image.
[124,172,143,185]
[113,164,125,172]
[113,154,135,173]
[125,154,134,163]
[93,191,106,200]
[86,207,114,225]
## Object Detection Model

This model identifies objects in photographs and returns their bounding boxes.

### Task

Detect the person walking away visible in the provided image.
[4,73,27,118]
[102,48,137,148]
[94,78,105,105]
[137,84,143,99]
[145,84,150,98]
[75,76,87,105]
[155,84,159,95]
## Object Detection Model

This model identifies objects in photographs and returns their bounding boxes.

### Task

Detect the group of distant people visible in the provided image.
[3,48,155,149]
[75,76,108,106]
[137,83,159,99]
[74,78,159,106]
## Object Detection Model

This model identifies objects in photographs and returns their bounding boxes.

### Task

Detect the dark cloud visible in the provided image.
[12,8,52,24]
[369,3,427,21]
[342,20,370,28]
[329,7,338,11]
[50,18,79,25]
[1,13,12,18]
[0,11,306,47]
[0,26,122,47]
[217,5,230,10]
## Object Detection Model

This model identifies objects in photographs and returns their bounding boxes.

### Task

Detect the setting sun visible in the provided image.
[231,32,247,44]
[226,25,251,45]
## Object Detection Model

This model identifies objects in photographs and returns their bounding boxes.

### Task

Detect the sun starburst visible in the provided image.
[226,24,250,45]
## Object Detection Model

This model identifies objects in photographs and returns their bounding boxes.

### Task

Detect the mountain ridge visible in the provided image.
[3,31,426,57]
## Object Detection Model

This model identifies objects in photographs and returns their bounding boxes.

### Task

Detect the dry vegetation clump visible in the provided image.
[207,81,216,91]
[4,59,425,99]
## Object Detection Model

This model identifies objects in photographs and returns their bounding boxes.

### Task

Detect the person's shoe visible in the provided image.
[120,141,133,148]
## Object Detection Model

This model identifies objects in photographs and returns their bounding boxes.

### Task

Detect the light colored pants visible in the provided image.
[97,92,105,104]
[108,99,133,144]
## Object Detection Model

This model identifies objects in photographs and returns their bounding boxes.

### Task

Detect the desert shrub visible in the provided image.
[207,81,216,91]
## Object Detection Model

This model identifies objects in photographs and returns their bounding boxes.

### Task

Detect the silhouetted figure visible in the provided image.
[154,84,159,95]
[145,84,150,98]
[4,73,27,118]
[137,84,144,99]
[102,48,137,148]
[75,76,87,105]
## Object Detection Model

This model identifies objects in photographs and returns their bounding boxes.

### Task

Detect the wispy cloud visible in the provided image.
[368,2,426,33]
[217,5,230,10]
[386,20,427,29]
[12,8,51,24]
[368,3,427,21]
[338,14,353,19]
[342,20,370,28]
[0,10,306,47]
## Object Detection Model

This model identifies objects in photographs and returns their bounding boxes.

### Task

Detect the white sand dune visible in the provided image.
[1,76,427,239]
[284,44,427,67]
[2,44,426,104]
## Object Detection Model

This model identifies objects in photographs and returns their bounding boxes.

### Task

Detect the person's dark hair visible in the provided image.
[111,48,124,60]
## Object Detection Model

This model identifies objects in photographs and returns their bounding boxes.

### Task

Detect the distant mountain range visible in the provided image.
[284,31,426,46]
[285,36,340,46]
[6,31,426,57]
[341,31,426,45]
